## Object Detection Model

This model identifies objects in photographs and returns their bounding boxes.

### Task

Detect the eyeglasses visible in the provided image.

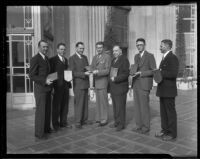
[136,44,144,47]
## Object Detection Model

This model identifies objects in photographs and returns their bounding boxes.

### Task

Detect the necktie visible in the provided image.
[62,57,65,63]
[44,56,50,72]
[114,58,118,64]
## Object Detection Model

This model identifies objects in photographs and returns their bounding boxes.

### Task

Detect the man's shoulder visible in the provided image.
[31,53,40,61]
[50,55,58,60]
[145,51,154,57]
[69,54,76,59]
[102,52,111,59]
[168,52,178,60]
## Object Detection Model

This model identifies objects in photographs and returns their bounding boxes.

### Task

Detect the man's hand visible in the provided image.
[84,71,91,75]
[46,78,53,85]
[93,70,99,74]
[111,77,115,82]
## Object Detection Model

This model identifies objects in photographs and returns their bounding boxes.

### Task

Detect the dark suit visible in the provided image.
[49,55,71,130]
[29,53,52,138]
[132,51,156,130]
[156,51,179,138]
[109,55,130,128]
[69,53,89,125]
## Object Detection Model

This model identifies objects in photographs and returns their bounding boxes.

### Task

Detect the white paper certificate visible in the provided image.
[64,70,72,81]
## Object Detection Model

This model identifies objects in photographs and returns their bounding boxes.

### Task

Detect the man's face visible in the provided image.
[76,44,84,55]
[136,41,145,52]
[39,42,48,55]
[57,45,66,56]
[113,46,121,58]
[96,44,103,55]
[160,42,167,53]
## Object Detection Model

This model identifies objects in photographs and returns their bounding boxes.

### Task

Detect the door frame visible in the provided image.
[6,34,35,110]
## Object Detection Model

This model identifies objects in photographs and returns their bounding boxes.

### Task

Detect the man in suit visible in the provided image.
[29,40,53,139]
[49,43,72,132]
[69,42,90,129]
[91,41,111,126]
[109,45,130,131]
[155,39,179,141]
[131,38,156,134]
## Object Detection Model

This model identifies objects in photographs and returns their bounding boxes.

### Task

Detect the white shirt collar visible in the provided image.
[58,54,64,61]
[163,50,171,58]
[76,52,82,59]
[39,52,45,60]
[139,50,145,57]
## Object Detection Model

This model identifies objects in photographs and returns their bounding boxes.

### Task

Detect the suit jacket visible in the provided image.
[132,51,156,91]
[69,53,89,90]
[109,55,130,95]
[29,53,52,93]
[156,51,179,97]
[91,52,111,89]
[49,55,71,90]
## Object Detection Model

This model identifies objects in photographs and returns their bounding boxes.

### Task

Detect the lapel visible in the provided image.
[112,55,122,67]
[138,51,147,67]
[57,55,65,65]
[96,53,104,65]
[38,53,50,73]
[74,53,82,62]
[159,51,172,68]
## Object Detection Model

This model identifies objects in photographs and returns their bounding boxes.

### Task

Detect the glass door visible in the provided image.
[7,34,35,109]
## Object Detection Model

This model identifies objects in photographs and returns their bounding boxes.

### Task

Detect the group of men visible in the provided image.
[29,38,179,142]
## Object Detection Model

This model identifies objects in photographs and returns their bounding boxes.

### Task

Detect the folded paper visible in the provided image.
[47,72,58,81]
[110,67,118,78]
[64,70,72,82]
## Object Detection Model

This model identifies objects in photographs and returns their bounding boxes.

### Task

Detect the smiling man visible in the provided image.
[29,40,53,139]
[131,38,156,134]
[109,45,130,131]
[50,43,72,132]
[91,41,111,126]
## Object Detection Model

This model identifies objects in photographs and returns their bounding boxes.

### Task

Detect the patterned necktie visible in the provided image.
[62,57,65,63]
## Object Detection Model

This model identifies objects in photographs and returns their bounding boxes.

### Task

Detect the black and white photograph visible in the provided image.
[4,4,197,157]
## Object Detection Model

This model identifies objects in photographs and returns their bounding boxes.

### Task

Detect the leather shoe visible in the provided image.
[45,128,56,133]
[116,126,124,131]
[109,123,118,128]
[162,135,176,141]
[155,131,166,138]
[75,124,82,129]
[35,134,48,140]
[132,127,142,133]
[141,127,150,134]
[60,124,72,129]
[99,121,108,127]
[82,120,93,125]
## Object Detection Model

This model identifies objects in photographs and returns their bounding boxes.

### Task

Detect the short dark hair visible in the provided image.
[96,41,104,47]
[161,39,173,49]
[136,38,146,45]
[57,42,66,49]
[38,40,48,47]
[75,42,84,47]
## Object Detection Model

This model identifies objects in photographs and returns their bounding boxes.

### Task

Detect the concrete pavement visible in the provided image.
[6,87,197,157]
